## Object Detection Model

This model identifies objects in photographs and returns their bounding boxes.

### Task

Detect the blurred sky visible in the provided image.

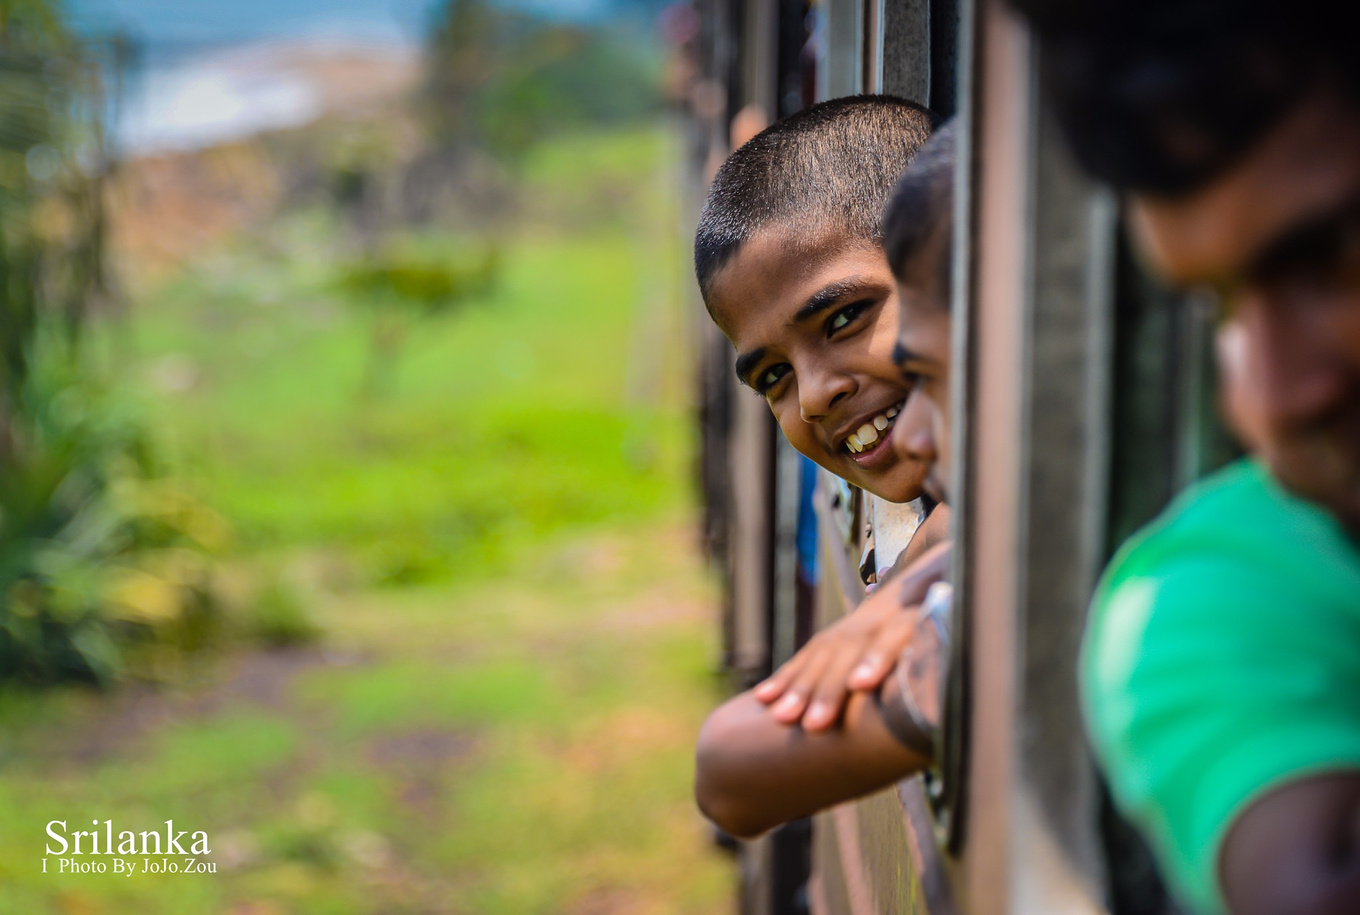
[69,0,649,155]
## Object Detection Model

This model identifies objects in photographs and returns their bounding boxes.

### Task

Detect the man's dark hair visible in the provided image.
[694,95,940,305]
[1009,0,1360,195]
[884,118,955,308]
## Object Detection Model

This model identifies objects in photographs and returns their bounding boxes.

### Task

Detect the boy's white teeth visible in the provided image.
[845,407,902,454]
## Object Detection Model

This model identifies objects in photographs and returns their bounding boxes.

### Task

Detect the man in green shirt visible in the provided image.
[1008,1,1360,913]
[1085,462,1360,913]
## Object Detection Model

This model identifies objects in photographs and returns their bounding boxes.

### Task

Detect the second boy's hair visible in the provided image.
[883,119,956,309]
[694,95,940,306]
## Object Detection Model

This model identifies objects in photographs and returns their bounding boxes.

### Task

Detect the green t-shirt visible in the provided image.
[1082,459,1360,914]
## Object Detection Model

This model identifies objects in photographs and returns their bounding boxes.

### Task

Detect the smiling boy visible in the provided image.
[694,120,959,839]
[695,95,939,504]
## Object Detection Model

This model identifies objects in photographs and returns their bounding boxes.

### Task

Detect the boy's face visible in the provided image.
[889,230,952,505]
[1127,90,1360,531]
[707,226,927,502]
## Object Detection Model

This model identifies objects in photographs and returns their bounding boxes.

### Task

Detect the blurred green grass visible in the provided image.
[0,123,733,914]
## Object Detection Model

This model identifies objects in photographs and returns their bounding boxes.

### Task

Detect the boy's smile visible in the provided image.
[707,227,927,503]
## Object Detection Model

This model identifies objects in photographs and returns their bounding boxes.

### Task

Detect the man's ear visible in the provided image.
[1215,322,1264,451]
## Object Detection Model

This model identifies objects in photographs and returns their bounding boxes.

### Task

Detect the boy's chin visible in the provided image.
[864,484,924,505]
[854,467,926,505]
[799,450,923,505]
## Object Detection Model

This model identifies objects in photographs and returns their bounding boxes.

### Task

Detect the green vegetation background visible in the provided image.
[0,125,733,914]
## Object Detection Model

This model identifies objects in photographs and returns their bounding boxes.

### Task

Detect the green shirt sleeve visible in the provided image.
[1082,462,1360,915]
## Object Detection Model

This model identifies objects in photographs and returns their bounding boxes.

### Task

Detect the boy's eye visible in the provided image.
[756,363,791,395]
[828,301,870,334]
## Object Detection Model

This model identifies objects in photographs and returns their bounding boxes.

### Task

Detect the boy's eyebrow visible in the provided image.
[790,276,877,324]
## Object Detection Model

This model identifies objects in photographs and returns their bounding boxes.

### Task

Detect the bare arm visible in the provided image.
[1221,773,1360,915]
[694,684,930,838]
[694,508,951,838]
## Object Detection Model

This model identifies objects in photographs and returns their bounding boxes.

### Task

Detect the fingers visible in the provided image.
[847,611,920,692]
[755,591,892,704]
[768,643,835,725]
[802,641,871,732]
[751,557,950,734]
[753,652,805,704]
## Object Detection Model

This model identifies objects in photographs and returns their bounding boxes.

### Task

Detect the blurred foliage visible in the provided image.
[0,0,105,401]
[242,576,321,647]
[341,245,498,312]
[424,0,662,163]
[0,338,233,685]
[0,0,233,685]
[340,244,501,396]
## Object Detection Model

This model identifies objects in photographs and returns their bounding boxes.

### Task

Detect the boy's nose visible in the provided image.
[891,391,937,463]
[798,364,856,423]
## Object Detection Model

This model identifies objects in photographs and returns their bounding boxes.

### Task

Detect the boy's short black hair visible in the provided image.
[883,118,955,308]
[1009,0,1360,196]
[694,95,940,305]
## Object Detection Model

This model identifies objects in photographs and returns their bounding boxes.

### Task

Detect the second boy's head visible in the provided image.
[1012,0,1360,532]
[884,120,956,506]
[695,96,939,503]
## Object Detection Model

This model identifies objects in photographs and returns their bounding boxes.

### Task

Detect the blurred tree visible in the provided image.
[424,0,502,148]
[0,0,228,685]
[423,0,662,164]
[0,0,100,459]
[340,244,500,397]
